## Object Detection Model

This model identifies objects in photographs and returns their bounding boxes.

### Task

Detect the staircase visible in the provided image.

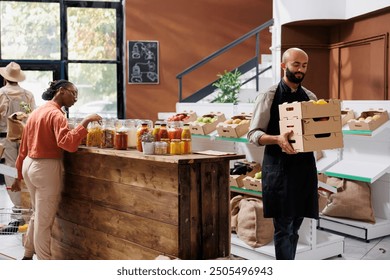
[176,19,274,104]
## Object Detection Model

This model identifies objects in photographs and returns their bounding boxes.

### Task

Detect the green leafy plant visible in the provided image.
[211,69,242,104]
[141,132,155,142]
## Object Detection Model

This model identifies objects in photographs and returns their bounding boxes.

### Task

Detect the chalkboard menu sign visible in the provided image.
[128,40,159,84]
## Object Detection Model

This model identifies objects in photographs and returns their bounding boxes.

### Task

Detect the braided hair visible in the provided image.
[42,80,74,101]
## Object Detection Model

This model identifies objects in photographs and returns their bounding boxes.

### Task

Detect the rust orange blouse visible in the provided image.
[15,101,87,179]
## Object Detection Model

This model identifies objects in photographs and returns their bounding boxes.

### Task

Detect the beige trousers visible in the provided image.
[22,156,63,260]
[0,138,21,206]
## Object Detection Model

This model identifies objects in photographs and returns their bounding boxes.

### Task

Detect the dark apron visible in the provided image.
[262,83,319,219]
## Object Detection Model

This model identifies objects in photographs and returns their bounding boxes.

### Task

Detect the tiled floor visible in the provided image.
[1,183,390,260]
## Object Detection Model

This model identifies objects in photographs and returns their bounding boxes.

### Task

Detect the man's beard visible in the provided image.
[286,67,305,84]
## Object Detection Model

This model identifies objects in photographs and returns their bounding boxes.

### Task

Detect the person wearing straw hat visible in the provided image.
[0,62,36,212]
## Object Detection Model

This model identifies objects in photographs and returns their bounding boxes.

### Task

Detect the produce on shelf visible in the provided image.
[167,111,197,123]
[217,113,252,138]
[189,112,226,135]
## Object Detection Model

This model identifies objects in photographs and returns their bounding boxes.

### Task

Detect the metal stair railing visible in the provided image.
[176,18,274,102]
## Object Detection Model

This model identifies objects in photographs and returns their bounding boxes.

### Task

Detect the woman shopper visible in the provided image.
[11,80,102,260]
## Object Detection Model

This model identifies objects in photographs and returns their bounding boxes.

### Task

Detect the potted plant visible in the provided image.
[211,69,242,104]
[141,132,155,155]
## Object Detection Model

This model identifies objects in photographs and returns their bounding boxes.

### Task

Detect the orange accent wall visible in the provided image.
[125,0,272,121]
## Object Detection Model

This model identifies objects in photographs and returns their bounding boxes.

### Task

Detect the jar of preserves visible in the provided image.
[152,122,161,141]
[115,130,128,150]
[170,139,182,155]
[86,121,103,147]
[101,119,115,148]
[181,123,191,140]
[154,141,168,155]
[136,123,150,152]
[158,123,170,153]
[125,119,137,148]
[180,140,192,154]
[168,121,183,140]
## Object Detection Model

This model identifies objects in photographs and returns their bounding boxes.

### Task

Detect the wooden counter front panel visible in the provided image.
[52,152,180,259]
[178,161,231,259]
[51,149,237,259]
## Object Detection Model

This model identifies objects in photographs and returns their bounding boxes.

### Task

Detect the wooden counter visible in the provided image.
[51,147,245,260]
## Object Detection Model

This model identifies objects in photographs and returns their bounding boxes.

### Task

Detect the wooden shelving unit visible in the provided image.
[317,101,390,241]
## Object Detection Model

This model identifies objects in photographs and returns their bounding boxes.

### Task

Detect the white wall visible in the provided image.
[274,0,390,25]
[345,0,390,18]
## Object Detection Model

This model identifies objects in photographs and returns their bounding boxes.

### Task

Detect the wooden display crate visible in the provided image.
[279,99,341,120]
[217,113,251,138]
[279,115,342,135]
[229,161,261,187]
[347,109,389,131]
[242,176,262,192]
[167,110,197,123]
[189,112,226,135]
[286,132,343,153]
[341,109,355,126]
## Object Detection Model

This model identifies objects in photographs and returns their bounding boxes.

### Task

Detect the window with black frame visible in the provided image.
[0,0,124,118]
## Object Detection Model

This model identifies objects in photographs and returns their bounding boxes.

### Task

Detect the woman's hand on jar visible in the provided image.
[80,113,103,128]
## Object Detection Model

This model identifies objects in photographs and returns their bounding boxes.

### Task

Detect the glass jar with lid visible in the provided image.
[170,139,182,155]
[180,123,192,154]
[158,123,170,153]
[101,118,115,148]
[115,122,128,150]
[125,119,137,148]
[168,121,183,141]
[152,122,161,141]
[86,121,103,147]
[136,122,150,152]
[154,141,168,155]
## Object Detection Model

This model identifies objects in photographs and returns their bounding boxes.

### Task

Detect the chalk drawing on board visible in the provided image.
[128,40,159,84]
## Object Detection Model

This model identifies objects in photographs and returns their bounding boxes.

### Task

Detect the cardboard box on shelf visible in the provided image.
[216,113,251,138]
[279,115,342,135]
[217,122,249,138]
[189,112,226,135]
[166,110,197,123]
[242,176,262,192]
[230,174,245,187]
[229,160,261,187]
[286,132,343,153]
[341,109,355,126]
[347,109,389,131]
[279,99,341,120]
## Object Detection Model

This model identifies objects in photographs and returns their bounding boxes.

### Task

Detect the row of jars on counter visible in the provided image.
[72,118,192,155]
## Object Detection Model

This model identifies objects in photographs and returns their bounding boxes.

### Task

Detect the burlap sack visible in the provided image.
[7,112,28,141]
[230,195,242,233]
[322,177,375,223]
[317,173,329,212]
[233,197,274,248]
[318,190,329,212]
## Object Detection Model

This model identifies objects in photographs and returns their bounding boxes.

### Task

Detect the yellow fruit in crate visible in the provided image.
[315,99,327,105]
[254,171,262,179]
[233,119,241,124]
[224,119,233,124]
[372,114,381,121]
[365,116,373,122]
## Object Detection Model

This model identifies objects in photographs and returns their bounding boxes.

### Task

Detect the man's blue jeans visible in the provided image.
[273,217,304,260]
